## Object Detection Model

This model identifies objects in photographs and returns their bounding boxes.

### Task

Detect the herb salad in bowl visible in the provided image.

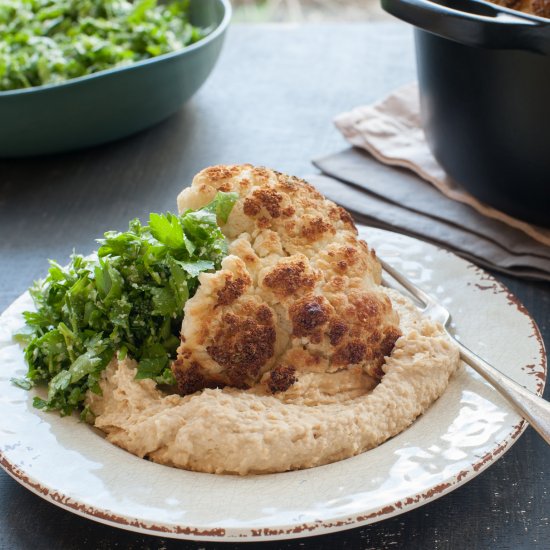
[0,0,231,157]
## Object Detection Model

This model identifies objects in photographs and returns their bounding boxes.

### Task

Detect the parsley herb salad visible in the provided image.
[13,192,237,417]
[0,0,209,91]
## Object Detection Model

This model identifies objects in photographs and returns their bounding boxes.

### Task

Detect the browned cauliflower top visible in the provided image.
[172,165,401,396]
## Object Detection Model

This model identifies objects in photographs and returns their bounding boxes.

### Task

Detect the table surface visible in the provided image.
[1,23,549,550]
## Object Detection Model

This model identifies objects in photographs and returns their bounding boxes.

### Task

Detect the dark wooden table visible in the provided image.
[1,23,548,550]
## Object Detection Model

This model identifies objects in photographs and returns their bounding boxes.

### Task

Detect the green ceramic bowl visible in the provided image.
[0,0,231,158]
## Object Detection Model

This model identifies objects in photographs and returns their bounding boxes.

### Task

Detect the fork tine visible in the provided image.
[378,258,434,307]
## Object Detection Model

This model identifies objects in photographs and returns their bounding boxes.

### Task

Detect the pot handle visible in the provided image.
[381,0,550,55]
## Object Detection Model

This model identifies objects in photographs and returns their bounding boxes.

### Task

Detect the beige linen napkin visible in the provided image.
[334,83,550,247]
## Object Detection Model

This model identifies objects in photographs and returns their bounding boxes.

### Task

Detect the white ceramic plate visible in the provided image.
[0,227,546,542]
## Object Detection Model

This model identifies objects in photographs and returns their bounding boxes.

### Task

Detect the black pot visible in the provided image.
[381,0,550,227]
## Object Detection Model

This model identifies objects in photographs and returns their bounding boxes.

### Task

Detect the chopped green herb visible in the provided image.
[16,191,238,416]
[0,0,210,91]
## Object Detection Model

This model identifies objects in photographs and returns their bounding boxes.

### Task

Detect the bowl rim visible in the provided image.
[0,0,232,98]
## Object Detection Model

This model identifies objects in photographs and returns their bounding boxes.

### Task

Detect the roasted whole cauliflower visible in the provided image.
[172,165,401,396]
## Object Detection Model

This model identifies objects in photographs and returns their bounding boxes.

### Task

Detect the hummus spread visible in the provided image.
[87,165,460,475]
[89,289,459,475]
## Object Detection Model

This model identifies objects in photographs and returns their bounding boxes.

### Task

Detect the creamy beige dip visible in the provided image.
[88,288,460,475]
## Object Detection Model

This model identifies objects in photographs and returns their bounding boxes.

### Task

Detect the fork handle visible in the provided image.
[457,342,550,445]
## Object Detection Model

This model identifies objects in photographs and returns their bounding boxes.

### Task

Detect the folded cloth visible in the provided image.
[306,171,550,282]
[333,83,550,247]
[314,148,550,261]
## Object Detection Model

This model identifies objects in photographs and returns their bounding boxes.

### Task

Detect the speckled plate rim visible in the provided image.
[0,227,546,542]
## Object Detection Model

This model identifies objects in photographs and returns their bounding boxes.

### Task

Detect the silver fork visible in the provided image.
[379,258,550,445]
